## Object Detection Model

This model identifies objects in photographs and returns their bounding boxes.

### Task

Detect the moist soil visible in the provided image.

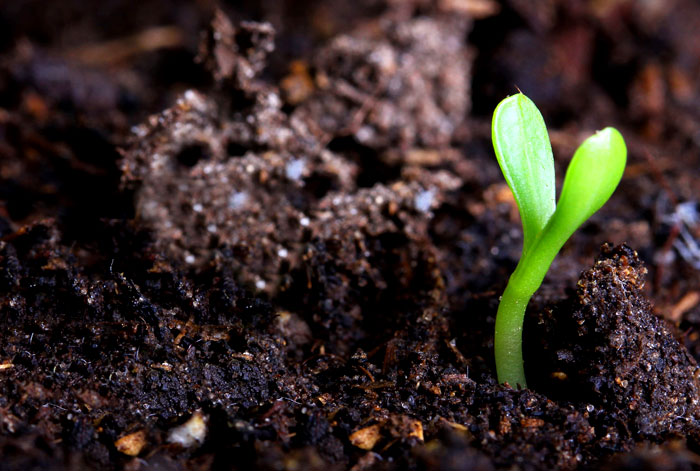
[3,1,700,470]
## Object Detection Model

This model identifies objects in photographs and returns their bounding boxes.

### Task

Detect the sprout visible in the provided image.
[492,93,627,388]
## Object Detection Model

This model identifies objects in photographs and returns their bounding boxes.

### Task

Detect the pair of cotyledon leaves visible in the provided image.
[492,94,626,260]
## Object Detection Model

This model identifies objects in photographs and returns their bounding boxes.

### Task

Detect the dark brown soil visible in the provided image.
[3,1,700,470]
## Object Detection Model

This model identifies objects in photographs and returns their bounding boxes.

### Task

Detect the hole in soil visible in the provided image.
[230,89,257,110]
[227,140,248,157]
[227,329,249,352]
[281,102,296,114]
[234,31,255,53]
[176,143,210,167]
[327,136,399,187]
[303,172,336,199]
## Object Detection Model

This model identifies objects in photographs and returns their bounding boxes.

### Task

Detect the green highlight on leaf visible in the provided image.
[491,93,627,388]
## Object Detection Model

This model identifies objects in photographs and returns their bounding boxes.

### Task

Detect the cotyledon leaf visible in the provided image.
[492,93,556,254]
[542,127,626,246]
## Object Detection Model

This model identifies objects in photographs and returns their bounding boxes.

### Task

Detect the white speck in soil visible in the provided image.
[285,158,305,181]
[356,125,374,142]
[414,189,435,213]
[167,411,207,448]
[228,191,249,210]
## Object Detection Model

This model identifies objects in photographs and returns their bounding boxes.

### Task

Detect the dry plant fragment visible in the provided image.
[350,424,382,450]
[114,430,147,456]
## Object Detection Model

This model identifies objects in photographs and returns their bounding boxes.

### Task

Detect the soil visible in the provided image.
[3,1,700,470]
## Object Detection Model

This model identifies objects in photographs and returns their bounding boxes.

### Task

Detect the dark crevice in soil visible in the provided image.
[327,136,399,188]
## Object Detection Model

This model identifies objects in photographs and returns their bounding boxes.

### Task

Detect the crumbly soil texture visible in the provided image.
[3,1,700,470]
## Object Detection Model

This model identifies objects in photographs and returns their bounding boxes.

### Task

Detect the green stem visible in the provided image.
[494,211,575,388]
[494,276,530,387]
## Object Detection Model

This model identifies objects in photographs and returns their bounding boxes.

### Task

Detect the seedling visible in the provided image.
[492,93,626,388]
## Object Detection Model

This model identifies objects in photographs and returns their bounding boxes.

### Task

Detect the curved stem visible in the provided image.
[494,212,574,388]
[494,278,530,387]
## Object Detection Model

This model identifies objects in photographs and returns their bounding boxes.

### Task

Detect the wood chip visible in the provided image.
[499,416,511,435]
[668,291,700,322]
[231,351,254,361]
[440,417,469,432]
[115,430,146,456]
[520,418,545,428]
[438,0,500,18]
[407,419,424,441]
[353,380,394,390]
[280,61,314,105]
[349,424,382,450]
[66,26,184,66]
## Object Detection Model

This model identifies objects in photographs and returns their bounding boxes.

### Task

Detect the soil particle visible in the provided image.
[120,84,347,284]
[197,10,275,90]
[121,13,464,354]
[0,220,314,468]
[528,244,700,440]
[5,186,700,471]
[282,174,459,353]
[120,16,362,293]
[464,385,597,471]
[293,10,472,159]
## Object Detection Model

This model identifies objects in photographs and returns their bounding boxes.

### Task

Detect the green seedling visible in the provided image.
[492,93,626,388]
